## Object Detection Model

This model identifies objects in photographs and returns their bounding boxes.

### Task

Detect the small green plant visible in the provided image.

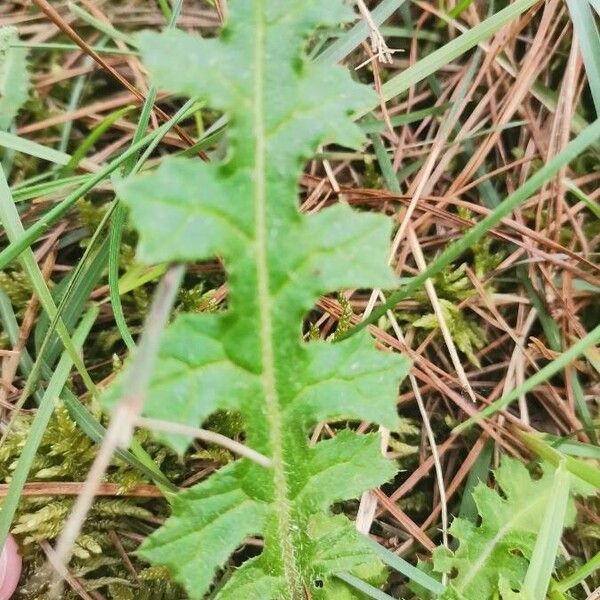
[415,457,586,600]
[0,403,186,599]
[105,2,410,599]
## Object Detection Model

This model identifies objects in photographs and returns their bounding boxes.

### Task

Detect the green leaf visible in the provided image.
[117,157,252,264]
[0,27,29,129]
[519,431,600,490]
[138,463,268,595]
[104,313,259,455]
[306,514,386,586]
[104,2,409,599]
[216,558,286,599]
[296,432,397,510]
[434,458,580,600]
[292,332,410,429]
[219,515,390,599]
[520,462,571,600]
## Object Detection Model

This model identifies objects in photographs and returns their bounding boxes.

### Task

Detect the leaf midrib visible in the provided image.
[457,491,548,592]
[252,3,302,598]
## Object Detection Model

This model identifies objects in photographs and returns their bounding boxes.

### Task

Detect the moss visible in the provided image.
[0,268,33,313]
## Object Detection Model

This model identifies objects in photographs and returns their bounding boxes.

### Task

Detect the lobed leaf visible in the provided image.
[431,458,581,600]
[104,314,259,454]
[216,558,286,600]
[296,433,397,510]
[139,463,268,594]
[104,1,409,598]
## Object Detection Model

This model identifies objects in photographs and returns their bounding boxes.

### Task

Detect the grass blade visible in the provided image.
[359,103,451,133]
[335,572,397,600]
[458,440,494,522]
[63,105,135,173]
[521,461,571,600]
[0,130,70,165]
[108,201,137,351]
[364,536,445,594]
[340,117,600,341]
[520,431,600,489]
[564,177,600,220]
[584,345,600,375]
[456,323,600,431]
[0,164,95,391]
[0,290,43,404]
[67,1,135,45]
[517,270,596,442]
[12,174,91,203]
[356,0,539,115]
[34,236,109,366]
[542,436,600,460]
[0,307,98,549]
[555,549,600,593]
[316,0,408,65]
[566,0,600,115]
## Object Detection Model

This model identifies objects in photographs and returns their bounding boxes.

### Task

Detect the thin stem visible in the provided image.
[136,417,272,468]
[48,265,184,596]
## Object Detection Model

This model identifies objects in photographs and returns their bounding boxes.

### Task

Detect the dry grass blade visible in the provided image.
[47,265,184,596]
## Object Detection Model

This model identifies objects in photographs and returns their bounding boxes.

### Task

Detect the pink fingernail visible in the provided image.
[0,535,22,600]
